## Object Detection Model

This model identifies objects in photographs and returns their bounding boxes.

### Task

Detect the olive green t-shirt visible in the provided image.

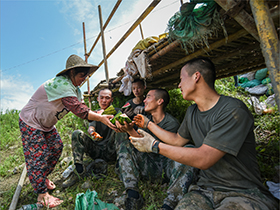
[178,95,269,195]
[145,112,180,140]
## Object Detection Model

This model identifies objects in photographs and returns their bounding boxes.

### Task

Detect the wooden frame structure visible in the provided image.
[84,0,280,108]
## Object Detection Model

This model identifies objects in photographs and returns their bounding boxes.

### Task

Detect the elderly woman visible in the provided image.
[19,54,116,208]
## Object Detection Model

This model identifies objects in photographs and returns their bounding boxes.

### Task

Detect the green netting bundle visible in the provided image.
[75,189,119,210]
[167,0,226,53]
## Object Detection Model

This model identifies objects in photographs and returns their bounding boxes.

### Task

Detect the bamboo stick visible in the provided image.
[9,166,27,210]
[98,5,109,84]
[82,0,161,87]
[88,0,122,57]
[97,0,161,68]
[151,28,248,78]
[82,22,92,109]
[139,23,144,39]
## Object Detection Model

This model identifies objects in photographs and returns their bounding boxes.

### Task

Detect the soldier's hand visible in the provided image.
[133,114,150,129]
[129,129,156,153]
[90,131,103,141]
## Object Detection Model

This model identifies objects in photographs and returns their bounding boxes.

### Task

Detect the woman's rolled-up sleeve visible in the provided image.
[61,97,90,119]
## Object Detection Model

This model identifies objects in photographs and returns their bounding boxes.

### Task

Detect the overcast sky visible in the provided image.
[0,0,182,113]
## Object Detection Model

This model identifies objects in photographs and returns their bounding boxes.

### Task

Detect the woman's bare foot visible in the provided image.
[46,178,56,190]
[38,192,63,208]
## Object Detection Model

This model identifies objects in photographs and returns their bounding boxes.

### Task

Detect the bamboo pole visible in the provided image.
[82,0,161,86]
[139,23,144,39]
[9,166,27,210]
[82,22,92,109]
[98,5,109,84]
[97,0,161,68]
[250,0,280,109]
[88,0,122,57]
[149,40,180,61]
[152,28,248,78]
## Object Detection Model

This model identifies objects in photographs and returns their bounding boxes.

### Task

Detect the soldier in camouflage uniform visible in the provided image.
[115,88,196,210]
[62,89,124,187]
[130,57,279,210]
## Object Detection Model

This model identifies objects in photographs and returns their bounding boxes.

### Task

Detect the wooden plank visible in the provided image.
[215,0,260,41]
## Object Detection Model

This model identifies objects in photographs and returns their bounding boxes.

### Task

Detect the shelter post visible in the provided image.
[98,5,109,85]
[82,22,92,109]
[250,0,280,109]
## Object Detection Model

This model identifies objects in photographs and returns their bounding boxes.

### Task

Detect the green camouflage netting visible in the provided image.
[167,0,227,53]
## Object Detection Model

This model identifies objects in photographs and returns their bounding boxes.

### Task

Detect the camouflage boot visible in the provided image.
[62,166,86,188]
[125,195,144,210]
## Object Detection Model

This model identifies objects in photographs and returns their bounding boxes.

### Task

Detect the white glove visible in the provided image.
[129,129,156,153]
[133,106,144,114]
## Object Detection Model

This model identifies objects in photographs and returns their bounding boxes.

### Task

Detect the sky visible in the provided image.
[0,0,183,113]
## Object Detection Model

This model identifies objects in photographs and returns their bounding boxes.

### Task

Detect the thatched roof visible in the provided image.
[89,0,279,96]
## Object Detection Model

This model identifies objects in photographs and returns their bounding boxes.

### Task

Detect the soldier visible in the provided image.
[115,88,196,210]
[122,78,146,120]
[62,89,122,187]
[131,57,279,210]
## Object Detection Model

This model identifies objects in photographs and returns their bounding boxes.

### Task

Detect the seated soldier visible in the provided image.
[131,57,279,210]
[114,88,196,210]
[122,78,146,119]
[62,88,120,187]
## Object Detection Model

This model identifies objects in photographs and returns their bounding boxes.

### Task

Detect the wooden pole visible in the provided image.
[82,22,92,109]
[82,0,161,86]
[88,0,122,57]
[98,5,109,84]
[250,0,280,109]
[9,166,27,210]
[97,0,161,68]
[139,23,144,39]
[214,0,260,42]
[151,28,248,78]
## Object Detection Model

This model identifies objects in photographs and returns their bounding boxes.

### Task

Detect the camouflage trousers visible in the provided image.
[174,185,279,210]
[71,130,117,164]
[115,132,197,209]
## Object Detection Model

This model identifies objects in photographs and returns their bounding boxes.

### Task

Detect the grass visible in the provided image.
[0,77,279,209]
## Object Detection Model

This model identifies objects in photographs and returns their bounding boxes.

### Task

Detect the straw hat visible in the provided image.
[56,54,99,76]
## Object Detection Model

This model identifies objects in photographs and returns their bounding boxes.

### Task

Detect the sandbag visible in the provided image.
[239,79,261,88]
[245,84,268,95]
[255,68,268,80]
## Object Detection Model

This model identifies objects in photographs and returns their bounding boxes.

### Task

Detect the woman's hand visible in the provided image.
[100,115,118,131]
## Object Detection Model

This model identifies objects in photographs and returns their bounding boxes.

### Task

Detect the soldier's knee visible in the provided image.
[72,130,83,140]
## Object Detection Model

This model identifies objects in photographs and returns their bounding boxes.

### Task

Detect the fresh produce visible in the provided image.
[117,113,132,125]
[121,102,131,109]
[102,105,117,115]
[110,110,123,125]
[110,110,132,125]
